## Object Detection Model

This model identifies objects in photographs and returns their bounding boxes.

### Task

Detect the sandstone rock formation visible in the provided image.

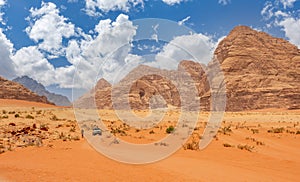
[214,26,300,111]
[0,76,53,105]
[13,76,71,106]
[74,78,112,109]
[75,25,300,111]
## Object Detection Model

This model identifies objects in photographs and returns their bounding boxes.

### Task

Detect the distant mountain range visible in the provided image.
[0,76,53,105]
[13,76,71,106]
[75,26,300,111]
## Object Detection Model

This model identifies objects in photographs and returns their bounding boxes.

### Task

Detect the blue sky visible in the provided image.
[0,0,299,100]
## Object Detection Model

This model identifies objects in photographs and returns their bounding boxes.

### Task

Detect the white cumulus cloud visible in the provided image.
[276,17,300,47]
[12,46,56,85]
[154,33,216,70]
[0,29,16,79]
[65,14,139,88]
[280,0,297,9]
[25,2,76,57]
[0,0,5,6]
[261,1,300,48]
[85,0,143,16]
[162,0,188,5]
[12,13,138,89]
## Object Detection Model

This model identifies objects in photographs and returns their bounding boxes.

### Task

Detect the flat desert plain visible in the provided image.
[0,99,300,181]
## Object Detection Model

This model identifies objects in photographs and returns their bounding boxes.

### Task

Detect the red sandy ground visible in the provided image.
[0,99,299,181]
[0,99,60,108]
[0,138,299,182]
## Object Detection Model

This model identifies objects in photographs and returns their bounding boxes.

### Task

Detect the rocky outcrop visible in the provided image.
[75,65,200,110]
[13,76,71,106]
[214,26,300,111]
[74,78,112,109]
[75,26,300,111]
[0,76,53,105]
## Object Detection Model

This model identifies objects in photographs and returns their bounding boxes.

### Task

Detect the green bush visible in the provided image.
[166,126,175,134]
[14,114,20,118]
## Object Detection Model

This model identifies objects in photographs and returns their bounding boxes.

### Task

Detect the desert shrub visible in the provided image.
[111,128,126,135]
[8,111,15,114]
[112,138,120,144]
[36,110,42,115]
[2,110,7,114]
[237,144,254,152]
[183,140,199,150]
[273,127,284,133]
[166,126,175,134]
[40,124,49,131]
[1,115,8,119]
[14,114,20,118]
[56,124,63,128]
[286,129,295,134]
[149,130,155,134]
[72,136,80,141]
[219,126,232,135]
[59,132,65,139]
[8,122,16,126]
[50,115,59,121]
[182,133,200,150]
[155,142,168,147]
[25,115,34,119]
[223,143,234,148]
[251,129,259,134]
[70,127,76,132]
[245,137,265,146]
[256,141,265,146]
[296,131,300,135]
[268,127,284,133]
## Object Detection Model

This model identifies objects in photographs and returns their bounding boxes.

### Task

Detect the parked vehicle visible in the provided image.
[92,127,102,136]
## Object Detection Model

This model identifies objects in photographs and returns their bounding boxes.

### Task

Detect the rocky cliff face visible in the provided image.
[13,76,71,106]
[0,76,53,105]
[74,78,112,109]
[75,65,201,110]
[75,26,300,111]
[214,26,300,111]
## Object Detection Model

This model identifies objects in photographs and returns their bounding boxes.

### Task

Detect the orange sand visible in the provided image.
[0,99,299,181]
